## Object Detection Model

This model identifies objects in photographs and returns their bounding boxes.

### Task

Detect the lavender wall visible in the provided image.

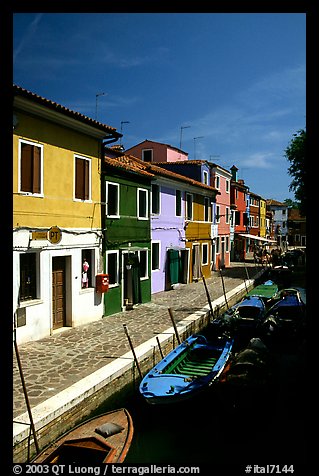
[151,183,186,294]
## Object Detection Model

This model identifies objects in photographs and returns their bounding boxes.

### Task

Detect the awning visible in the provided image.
[238,233,277,243]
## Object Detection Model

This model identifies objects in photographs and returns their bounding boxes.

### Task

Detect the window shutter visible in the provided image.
[32,146,41,194]
[75,157,84,199]
[21,143,33,192]
[84,159,89,200]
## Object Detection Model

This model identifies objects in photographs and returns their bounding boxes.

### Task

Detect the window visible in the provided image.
[204,197,210,222]
[151,242,160,271]
[106,182,119,217]
[225,207,230,224]
[226,180,230,193]
[202,243,209,265]
[142,149,153,162]
[137,188,148,219]
[106,251,119,286]
[138,249,148,279]
[216,237,220,254]
[20,253,38,301]
[175,190,182,216]
[151,184,160,214]
[19,140,43,195]
[216,205,220,223]
[203,171,209,185]
[75,155,90,201]
[215,175,220,189]
[186,193,193,220]
[81,249,94,288]
[235,211,240,226]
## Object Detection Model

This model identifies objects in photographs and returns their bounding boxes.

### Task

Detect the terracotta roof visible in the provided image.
[104,154,220,194]
[13,84,121,137]
[156,160,207,166]
[104,155,155,178]
[266,199,287,207]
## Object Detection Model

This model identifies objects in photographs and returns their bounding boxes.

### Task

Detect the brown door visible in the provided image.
[52,257,66,329]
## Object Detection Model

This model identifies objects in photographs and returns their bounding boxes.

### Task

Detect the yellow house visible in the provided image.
[184,189,216,281]
[259,197,267,238]
[13,85,120,343]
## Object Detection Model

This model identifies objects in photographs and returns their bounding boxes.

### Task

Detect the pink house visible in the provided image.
[210,164,232,269]
[125,140,188,163]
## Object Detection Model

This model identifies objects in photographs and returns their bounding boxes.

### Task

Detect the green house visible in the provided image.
[102,153,153,316]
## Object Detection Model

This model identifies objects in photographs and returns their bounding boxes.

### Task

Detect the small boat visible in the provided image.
[220,338,272,386]
[210,295,266,341]
[246,280,279,305]
[262,288,306,340]
[139,334,233,405]
[32,408,134,464]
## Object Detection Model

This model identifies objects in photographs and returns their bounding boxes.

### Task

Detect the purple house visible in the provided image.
[150,178,188,293]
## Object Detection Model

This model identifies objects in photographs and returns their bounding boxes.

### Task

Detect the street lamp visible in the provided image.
[193,136,204,160]
[120,121,130,146]
[95,92,107,121]
[180,125,191,150]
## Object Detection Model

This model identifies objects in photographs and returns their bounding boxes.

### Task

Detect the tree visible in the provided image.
[285,129,306,216]
[284,198,299,208]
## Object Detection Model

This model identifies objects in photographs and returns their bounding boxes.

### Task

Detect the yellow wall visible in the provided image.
[13,111,102,229]
[259,198,267,237]
[185,194,212,280]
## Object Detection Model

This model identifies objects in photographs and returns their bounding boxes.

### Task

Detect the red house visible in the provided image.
[230,165,249,261]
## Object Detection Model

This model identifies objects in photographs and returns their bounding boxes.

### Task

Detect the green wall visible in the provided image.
[103,171,151,316]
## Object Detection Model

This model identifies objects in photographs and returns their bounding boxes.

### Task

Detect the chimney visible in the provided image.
[230,165,238,181]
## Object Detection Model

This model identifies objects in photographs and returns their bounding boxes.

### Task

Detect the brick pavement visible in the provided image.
[13,262,261,419]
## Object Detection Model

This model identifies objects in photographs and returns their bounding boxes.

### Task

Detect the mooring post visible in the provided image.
[156,336,164,360]
[202,274,214,317]
[219,267,229,310]
[123,324,143,380]
[244,263,250,281]
[168,308,181,345]
[14,337,40,455]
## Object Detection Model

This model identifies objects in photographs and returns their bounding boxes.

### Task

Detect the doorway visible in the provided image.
[192,244,201,281]
[122,252,142,308]
[52,256,66,329]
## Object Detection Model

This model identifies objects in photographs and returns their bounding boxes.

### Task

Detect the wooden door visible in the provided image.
[52,257,66,329]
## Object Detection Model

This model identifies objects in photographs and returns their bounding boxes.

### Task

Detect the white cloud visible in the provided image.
[14,14,43,62]
[241,152,274,169]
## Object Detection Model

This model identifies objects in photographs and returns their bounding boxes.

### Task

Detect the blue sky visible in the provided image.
[13,13,306,202]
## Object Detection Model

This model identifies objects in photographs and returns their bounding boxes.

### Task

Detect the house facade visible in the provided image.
[210,164,231,269]
[266,199,289,248]
[146,161,219,286]
[229,165,249,261]
[126,139,188,163]
[259,197,267,238]
[13,85,120,343]
[287,208,306,248]
[150,179,187,293]
[103,154,152,315]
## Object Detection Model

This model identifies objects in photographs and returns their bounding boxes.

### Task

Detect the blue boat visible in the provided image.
[262,288,306,340]
[139,334,233,405]
[210,295,266,340]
